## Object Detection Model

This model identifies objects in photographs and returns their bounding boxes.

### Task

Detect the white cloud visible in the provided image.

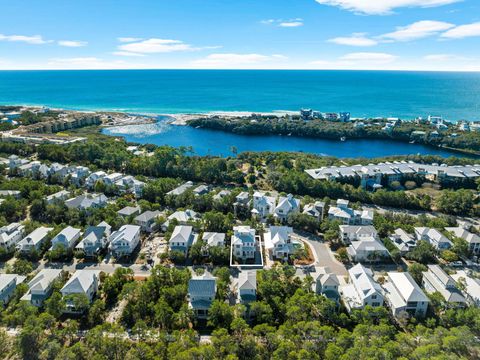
[279,21,304,27]
[113,51,146,57]
[47,57,145,70]
[441,22,480,38]
[314,0,462,15]
[191,53,287,68]
[117,37,143,43]
[380,20,454,41]
[423,54,468,61]
[262,18,304,27]
[118,38,195,54]
[340,52,397,63]
[328,33,378,46]
[0,34,50,44]
[58,40,88,47]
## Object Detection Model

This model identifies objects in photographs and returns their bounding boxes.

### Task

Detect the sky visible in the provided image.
[0,0,480,71]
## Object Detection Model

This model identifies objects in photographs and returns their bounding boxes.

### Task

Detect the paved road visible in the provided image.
[293,233,348,277]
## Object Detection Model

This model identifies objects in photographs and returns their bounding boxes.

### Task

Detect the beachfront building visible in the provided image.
[312,267,340,303]
[16,226,53,254]
[0,274,26,306]
[21,269,62,307]
[61,270,100,313]
[188,273,216,319]
[328,199,373,225]
[389,228,417,254]
[274,194,300,222]
[340,264,384,312]
[251,191,276,220]
[237,271,257,304]
[383,272,429,319]
[75,221,111,257]
[445,226,480,255]
[303,201,325,220]
[0,222,25,251]
[109,225,141,258]
[451,270,480,307]
[168,225,197,256]
[422,265,466,307]
[231,226,257,261]
[50,226,81,251]
[264,226,293,261]
[135,210,162,233]
[339,225,378,244]
[347,237,390,263]
[414,227,452,250]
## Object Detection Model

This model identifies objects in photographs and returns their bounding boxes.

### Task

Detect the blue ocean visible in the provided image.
[1,70,480,158]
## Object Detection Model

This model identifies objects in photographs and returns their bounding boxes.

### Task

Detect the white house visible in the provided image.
[168,225,197,255]
[251,191,276,220]
[103,172,123,186]
[65,193,107,211]
[312,267,340,303]
[451,270,480,307]
[135,210,162,233]
[0,274,26,306]
[274,194,300,222]
[76,221,111,257]
[232,226,257,261]
[0,223,25,251]
[117,206,141,218]
[109,225,141,258]
[445,226,480,255]
[61,270,100,313]
[237,271,256,304]
[303,201,325,220]
[383,272,429,318]
[422,265,466,307]
[202,232,226,256]
[389,228,417,254]
[167,181,194,196]
[339,225,378,244]
[264,226,293,260]
[162,209,198,231]
[347,237,390,263]
[50,226,81,251]
[46,190,70,205]
[16,226,53,254]
[21,269,62,306]
[328,199,373,225]
[188,273,216,319]
[85,171,107,188]
[414,227,452,250]
[340,264,384,312]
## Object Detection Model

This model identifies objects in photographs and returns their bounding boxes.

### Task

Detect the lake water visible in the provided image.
[102,118,472,158]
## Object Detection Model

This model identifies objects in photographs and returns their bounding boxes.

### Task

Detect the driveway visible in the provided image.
[293,233,348,277]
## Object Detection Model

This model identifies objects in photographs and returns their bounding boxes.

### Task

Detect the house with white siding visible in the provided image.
[347,237,390,263]
[274,194,300,222]
[445,226,480,255]
[168,225,197,255]
[16,226,53,254]
[340,264,384,311]
[422,265,466,307]
[231,226,257,261]
[251,191,276,220]
[76,221,111,257]
[383,272,429,319]
[237,271,256,304]
[312,267,340,303]
[61,270,100,313]
[109,225,141,258]
[451,270,480,307]
[264,226,293,260]
[414,227,452,250]
[389,228,417,254]
[0,223,25,251]
[339,225,378,244]
[328,199,373,225]
[50,226,81,251]
[46,190,70,205]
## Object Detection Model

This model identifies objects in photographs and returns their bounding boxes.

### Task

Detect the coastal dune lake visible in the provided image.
[1,69,480,158]
[102,118,472,158]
